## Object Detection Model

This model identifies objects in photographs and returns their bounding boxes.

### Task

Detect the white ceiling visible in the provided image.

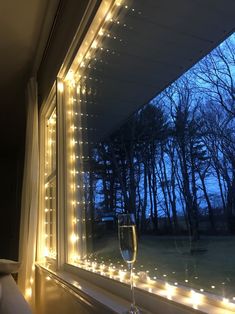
[0,0,59,153]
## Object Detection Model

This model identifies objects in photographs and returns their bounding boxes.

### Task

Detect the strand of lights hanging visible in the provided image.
[58,81,89,263]
[59,0,129,264]
[64,0,129,86]
[68,82,82,264]
[73,258,235,313]
[43,109,57,259]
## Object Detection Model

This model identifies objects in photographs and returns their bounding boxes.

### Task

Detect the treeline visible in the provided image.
[86,35,235,238]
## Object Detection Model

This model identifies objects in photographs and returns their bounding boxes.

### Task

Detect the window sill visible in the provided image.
[36,262,235,314]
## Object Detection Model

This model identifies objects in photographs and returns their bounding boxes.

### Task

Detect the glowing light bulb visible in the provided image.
[165,283,175,300]
[190,290,203,309]
[43,247,49,257]
[98,29,104,36]
[91,40,98,49]
[105,12,112,21]
[119,270,126,280]
[71,233,79,243]
[25,288,32,298]
[58,82,64,93]
[66,70,74,82]
[85,52,91,59]
[115,0,122,6]
[223,298,229,305]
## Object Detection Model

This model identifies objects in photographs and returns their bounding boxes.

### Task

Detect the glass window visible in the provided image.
[43,103,57,259]
[61,17,235,305]
[63,81,90,264]
[39,0,235,311]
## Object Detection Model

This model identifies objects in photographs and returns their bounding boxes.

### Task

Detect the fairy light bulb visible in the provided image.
[43,247,49,257]
[105,12,112,21]
[91,40,98,49]
[190,290,203,309]
[223,298,229,305]
[70,233,79,243]
[165,283,175,300]
[25,288,32,298]
[98,28,104,36]
[58,82,64,93]
[67,70,74,81]
[115,0,122,6]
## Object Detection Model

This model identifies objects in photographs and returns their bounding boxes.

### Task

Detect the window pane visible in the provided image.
[43,105,57,259]
[62,0,235,308]
[45,108,56,175]
[44,177,57,258]
[64,83,89,263]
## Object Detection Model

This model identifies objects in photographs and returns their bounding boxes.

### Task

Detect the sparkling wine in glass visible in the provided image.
[118,213,140,314]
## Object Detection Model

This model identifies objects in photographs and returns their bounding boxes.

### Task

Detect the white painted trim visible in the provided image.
[37,83,57,267]
[56,78,66,270]
[36,261,235,314]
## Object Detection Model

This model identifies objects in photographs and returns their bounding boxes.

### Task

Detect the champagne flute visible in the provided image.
[118,213,140,314]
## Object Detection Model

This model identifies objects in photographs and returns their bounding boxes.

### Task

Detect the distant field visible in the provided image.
[93,234,235,298]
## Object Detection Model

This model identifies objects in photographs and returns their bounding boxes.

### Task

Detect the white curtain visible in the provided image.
[18,78,39,310]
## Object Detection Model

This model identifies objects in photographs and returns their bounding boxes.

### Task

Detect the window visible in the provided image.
[63,79,91,264]
[39,91,57,260]
[37,0,235,312]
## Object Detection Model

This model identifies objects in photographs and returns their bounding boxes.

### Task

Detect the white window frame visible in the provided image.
[38,83,58,268]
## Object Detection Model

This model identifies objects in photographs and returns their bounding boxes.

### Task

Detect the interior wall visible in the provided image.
[0,150,24,261]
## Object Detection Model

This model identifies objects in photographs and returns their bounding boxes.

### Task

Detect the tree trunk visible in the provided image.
[199,171,216,233]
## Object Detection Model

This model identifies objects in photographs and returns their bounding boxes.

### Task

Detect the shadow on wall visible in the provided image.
[0,151,24,261]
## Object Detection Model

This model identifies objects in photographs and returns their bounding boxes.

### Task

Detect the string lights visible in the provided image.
[43,107,57,260]
[39,0,235,313]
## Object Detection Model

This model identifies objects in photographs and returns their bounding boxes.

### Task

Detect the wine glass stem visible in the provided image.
[129,263,136,310]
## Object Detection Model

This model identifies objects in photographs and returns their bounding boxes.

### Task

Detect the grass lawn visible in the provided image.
[92,233,235,298]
